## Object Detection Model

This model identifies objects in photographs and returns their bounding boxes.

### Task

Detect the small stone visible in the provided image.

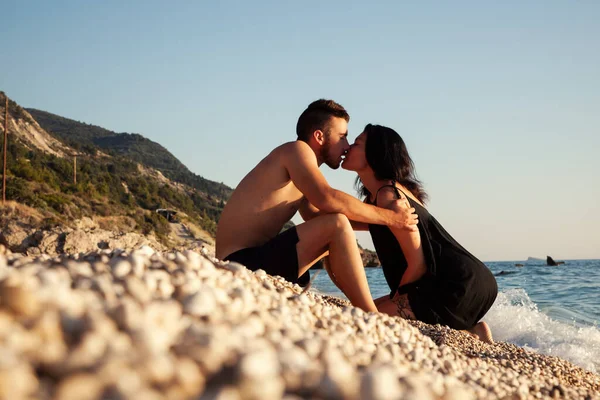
[237,348,284,400]
[112,297,143,331]
[201,386,242,400]
[0,361,39,399]
[137,245,155,257]
[0,282,41,318]
[361,365,402,400]
[54,373,104,400]
[183,287,217,317]
[254,269,267,277]
[175,252,187,265]
[175,357,205,396]
[143,355,175,386]
[224,261,245,274]
[112,260,132,278]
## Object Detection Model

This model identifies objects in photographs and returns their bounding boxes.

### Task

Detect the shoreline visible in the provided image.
[1,248,599,399]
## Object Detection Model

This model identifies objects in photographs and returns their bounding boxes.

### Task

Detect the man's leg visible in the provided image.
[295,213,377,312]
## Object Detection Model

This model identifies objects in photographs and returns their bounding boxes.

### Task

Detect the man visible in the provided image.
[216,99,418,312]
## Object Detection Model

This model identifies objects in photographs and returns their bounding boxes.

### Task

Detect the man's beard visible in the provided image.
[320,139,340,169]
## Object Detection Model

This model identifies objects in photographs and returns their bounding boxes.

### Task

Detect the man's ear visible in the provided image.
[313,130,325,145]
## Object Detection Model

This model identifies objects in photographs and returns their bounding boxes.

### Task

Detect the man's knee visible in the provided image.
[325,213,352,232]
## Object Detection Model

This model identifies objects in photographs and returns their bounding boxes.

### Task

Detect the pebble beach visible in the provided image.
[0,246,599,400]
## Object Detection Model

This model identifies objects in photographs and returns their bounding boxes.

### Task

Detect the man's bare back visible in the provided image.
[216,142,304,260]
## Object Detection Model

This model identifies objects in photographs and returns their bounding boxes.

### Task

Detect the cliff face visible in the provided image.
[0,93,68,158]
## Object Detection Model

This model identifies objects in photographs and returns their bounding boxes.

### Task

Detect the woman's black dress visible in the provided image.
[368,185,498,329]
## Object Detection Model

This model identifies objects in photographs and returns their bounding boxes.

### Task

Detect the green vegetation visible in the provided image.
[26,108,232,198]
[2,136,225,238]
[0,93,230,241]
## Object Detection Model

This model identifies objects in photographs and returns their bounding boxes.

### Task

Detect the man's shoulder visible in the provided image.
[274,140,311,155]
[277,141,317,165]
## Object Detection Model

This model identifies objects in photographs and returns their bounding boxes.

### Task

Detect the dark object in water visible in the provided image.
[527,257,543,261]
[546,256,565,266]
[515,263,524,267]
[494,270,517,277]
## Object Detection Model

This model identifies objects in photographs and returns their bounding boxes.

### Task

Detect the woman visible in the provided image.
[342,124,497,343]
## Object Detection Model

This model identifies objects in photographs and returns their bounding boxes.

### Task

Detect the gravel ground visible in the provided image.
[0,246,598,399]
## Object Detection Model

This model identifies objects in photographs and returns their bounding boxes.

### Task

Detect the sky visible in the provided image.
[1,1,599,261]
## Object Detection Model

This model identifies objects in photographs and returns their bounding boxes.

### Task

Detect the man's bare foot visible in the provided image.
[465,321,493,344]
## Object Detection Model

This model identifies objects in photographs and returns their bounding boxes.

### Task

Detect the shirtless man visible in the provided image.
[216,99,418,312]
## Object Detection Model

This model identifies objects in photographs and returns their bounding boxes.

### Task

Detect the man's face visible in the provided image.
[320,117,350,169]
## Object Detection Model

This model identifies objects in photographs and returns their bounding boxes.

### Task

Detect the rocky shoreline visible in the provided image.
[1,246,599,399]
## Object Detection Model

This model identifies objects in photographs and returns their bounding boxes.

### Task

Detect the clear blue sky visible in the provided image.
[2,1,599,261]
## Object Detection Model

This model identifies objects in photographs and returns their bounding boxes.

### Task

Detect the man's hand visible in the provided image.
[390,198,419,231]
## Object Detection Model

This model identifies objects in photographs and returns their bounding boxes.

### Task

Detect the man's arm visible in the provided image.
[350,198,370,231]
[298,198,322,221]
[283,142,418,230]
[301,197,369,230]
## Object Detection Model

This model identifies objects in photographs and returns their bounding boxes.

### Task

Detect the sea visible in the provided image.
[311,258,600,373]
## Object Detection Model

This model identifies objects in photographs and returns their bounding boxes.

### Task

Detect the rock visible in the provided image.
[224,262,246,274]
[200,386,242,400]
[0,281,41,318]
[175,357,205,396]
[0,245,598,399]
[0,221,30,251]
[184,287,217,317]
[237,347,284,400]
[112,260,132,278]
[54,373,104,400]
[125,276,152,304]
[546,256,565,266]
[112,297,144,331]
[143,355,175,387]
[361,365,402,400]
[0,359,39,399]
[75,217,97,231]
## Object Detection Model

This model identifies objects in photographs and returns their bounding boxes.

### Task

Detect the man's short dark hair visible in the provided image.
[296,99,350,142]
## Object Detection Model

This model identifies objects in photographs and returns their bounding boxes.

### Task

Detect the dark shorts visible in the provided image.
[223,227,310,286]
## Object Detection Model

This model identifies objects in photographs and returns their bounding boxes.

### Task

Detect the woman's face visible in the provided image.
[342,131,368,172]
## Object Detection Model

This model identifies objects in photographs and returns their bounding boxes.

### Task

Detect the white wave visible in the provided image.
[485,289,600,373]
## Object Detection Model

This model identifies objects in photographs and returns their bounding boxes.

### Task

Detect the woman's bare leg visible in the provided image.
[377,293,416,320]
[374,295,390,307]
[465,322,493,344]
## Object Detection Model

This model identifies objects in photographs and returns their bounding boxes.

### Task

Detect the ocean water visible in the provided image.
[311,258,600,373]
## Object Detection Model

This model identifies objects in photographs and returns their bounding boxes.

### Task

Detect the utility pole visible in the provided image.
[73,155,77,185]
[2,96,7,205]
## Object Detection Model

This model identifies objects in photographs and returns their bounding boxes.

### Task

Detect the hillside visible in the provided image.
[26,108,232,199]
[0,92,229,249]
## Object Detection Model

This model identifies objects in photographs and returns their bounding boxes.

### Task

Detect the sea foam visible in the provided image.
[486,289,600,373]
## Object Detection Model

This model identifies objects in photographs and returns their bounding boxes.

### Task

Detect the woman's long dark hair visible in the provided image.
[355,124,428,204]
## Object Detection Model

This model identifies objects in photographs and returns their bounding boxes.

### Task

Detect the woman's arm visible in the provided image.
[377,188,427,288]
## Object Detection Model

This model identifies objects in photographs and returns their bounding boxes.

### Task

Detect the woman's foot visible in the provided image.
[465,321,493,344]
